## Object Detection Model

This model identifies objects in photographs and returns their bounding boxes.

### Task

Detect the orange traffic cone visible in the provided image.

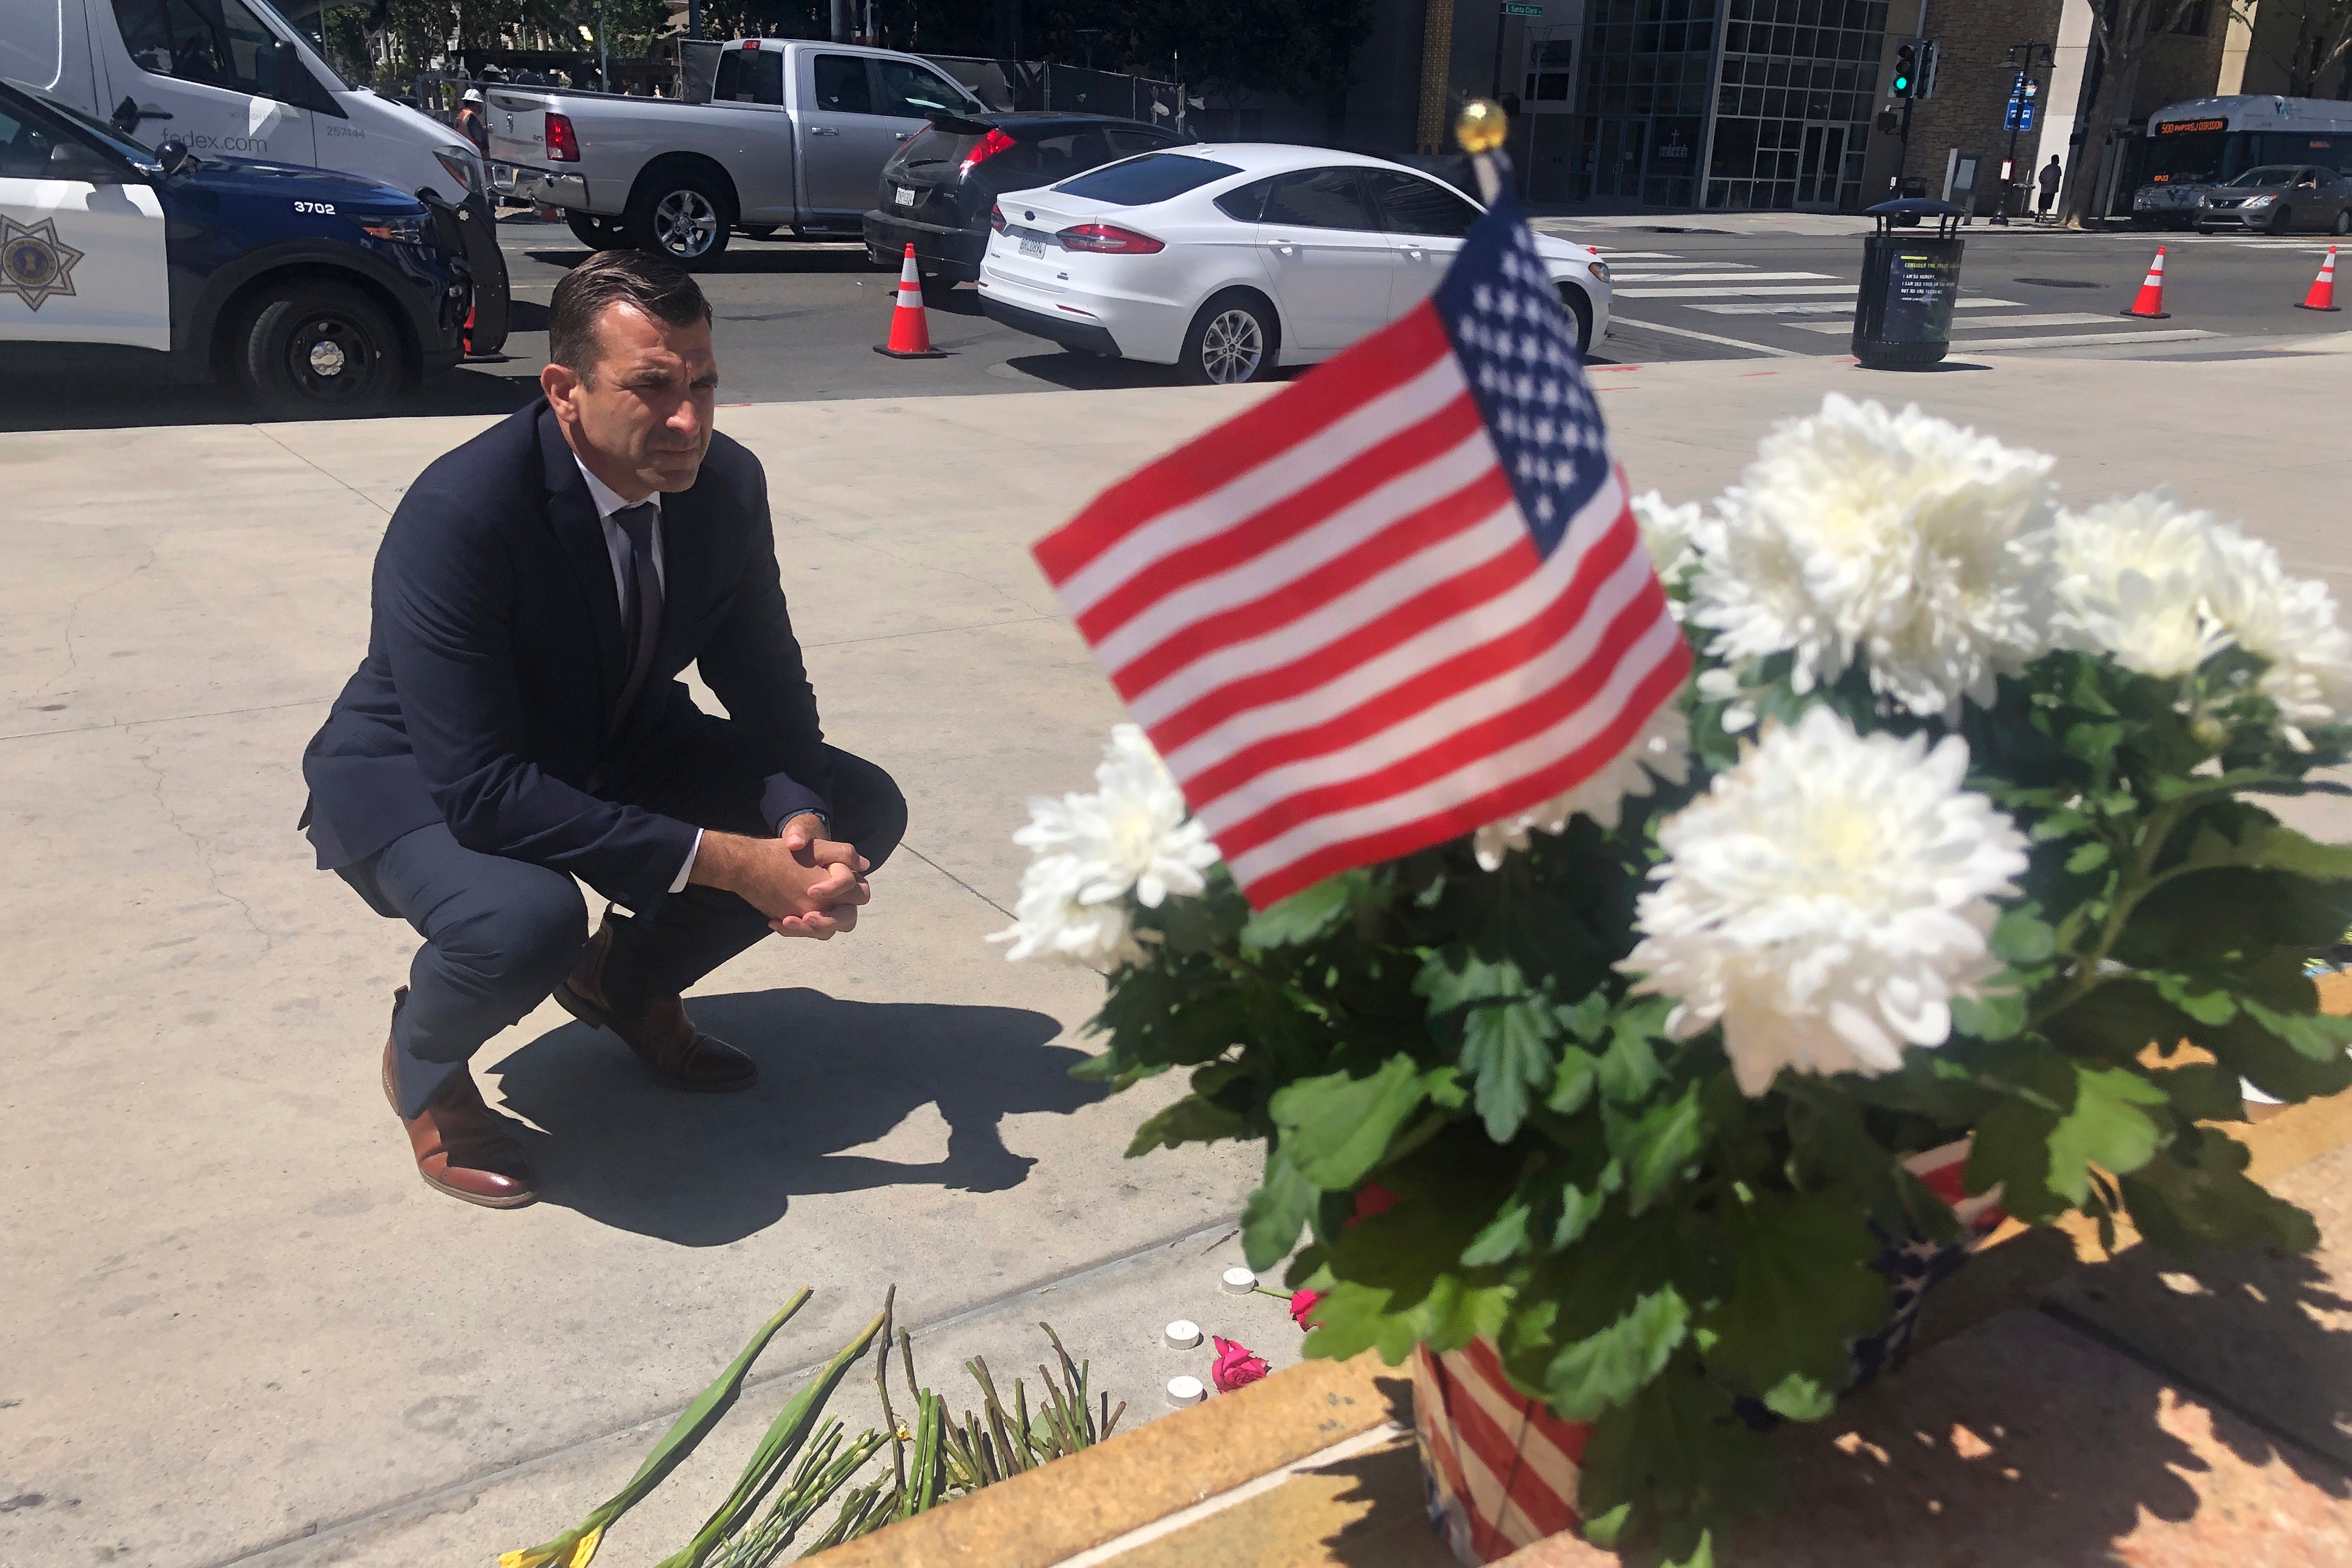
[874,243,946,359]
[2297,245,2341,312]
[2123,246,2170,318]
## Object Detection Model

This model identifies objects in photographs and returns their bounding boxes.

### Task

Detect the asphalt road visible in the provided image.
[5,210,2346,432]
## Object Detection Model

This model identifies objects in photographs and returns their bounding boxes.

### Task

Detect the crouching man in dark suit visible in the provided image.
[300,250,902,1209]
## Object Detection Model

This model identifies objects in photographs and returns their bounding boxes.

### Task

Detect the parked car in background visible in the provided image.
[976,144,1611,385]
[487,38,989,265]
[2194,163,2352,233]
[863,111,1191,295]
[0,78,472,413]
[2,0,508,349]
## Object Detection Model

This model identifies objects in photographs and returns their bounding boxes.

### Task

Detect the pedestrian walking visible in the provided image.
[299,250,902,1209]
[2037,155,2063,221]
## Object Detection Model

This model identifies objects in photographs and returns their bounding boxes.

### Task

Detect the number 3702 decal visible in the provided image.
[293,200,337,215]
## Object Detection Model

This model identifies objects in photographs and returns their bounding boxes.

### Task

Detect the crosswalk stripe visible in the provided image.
[1951,312,2132,330]
[1791,312,2150,334]
[1603,262,1752,272]
[1615,284,1867,298]
[1691,298,2025,314]
[1604,271,1832,284]
[1957,329,2219,351]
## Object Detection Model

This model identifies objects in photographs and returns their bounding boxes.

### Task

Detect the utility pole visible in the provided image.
[1990,40,2054,225]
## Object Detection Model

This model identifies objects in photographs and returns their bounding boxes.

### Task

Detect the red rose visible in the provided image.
[1289,1289,1322,1331]
[1210,1335,1269,1392]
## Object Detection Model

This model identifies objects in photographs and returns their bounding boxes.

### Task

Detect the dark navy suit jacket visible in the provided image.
[300,399,830,911]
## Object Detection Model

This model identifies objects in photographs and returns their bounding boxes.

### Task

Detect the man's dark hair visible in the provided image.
[547,250,713,381]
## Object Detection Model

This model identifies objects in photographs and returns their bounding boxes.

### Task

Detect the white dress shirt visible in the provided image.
[575,457,700,895]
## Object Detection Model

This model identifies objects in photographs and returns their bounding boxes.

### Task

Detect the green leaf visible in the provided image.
[1552,1172,1614,1250]
[2242,996,2352,1063]
[1573,1354,1769,1553]
[1239,872,1360,953]
[1605,1083,1705,1215]
[1598,996,1673,1103]
[1126,1092,1254,1155]
[1413,944,1526,1017]
[2046,1065,2171,1205]
[2151,972,2236,1026]
[1990,905,2057,965]
[1460,1193,1534,1267]
[1760,1373,1835,1422]
[1241,1149,1317,1272]
[1541,1287,1692,1420]
[1462,999,1556,1142]
[1951,982,2028,1042]
[2066,841,2112,874]
[2145,1060,2245,1122]
[1549,1045,1601,1115]
[2120,1126,2320,1258]
[1268,1055,1430,1189]
[1701,1191,1888,1398]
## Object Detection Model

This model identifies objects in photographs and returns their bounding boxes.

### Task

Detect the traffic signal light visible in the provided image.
[1892,39,1919,98]
[1919,39,1940,100]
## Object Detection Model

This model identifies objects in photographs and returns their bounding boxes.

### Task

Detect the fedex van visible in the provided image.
[1,0,508,347]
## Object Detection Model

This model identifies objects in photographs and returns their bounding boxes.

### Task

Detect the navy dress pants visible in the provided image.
[340,722,905,1116]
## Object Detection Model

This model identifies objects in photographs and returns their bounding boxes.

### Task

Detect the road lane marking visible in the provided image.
[1604,270,1835,284]
[1956,329,2220,351]
[1793,312,2151,334]
[1615,283,1867,298]
[1609,315,1805,357]
[1692,298,2025,314]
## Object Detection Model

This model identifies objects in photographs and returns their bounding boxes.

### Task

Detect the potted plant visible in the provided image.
[996,394,2352,1566]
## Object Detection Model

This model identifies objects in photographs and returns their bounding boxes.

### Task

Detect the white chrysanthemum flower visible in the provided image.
[1474,701,1690,869]
[1630,490,1712,592]
[1621,705,2029,1097]
[2048,489,2233,677]
[1690,394,2056,720]
[992,724,1221,965]
[2206,524,2352,747]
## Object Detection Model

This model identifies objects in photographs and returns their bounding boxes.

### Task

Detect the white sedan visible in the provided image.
[975,144,1611,384]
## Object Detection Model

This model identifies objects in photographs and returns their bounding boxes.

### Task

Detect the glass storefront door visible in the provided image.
[1797,122,1845,208]
[1588,116,1647,200]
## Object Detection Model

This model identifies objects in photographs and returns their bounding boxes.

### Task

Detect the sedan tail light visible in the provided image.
[544,111,580,163]
[1057,222,1164,254]
[958,125,1018,178]
[989,202,1006,233]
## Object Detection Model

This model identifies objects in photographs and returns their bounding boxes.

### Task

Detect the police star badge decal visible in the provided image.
[1,216,86,311]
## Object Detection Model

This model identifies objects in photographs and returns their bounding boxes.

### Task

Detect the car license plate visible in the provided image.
[1018,236,1047,258]
[894,186,915,206]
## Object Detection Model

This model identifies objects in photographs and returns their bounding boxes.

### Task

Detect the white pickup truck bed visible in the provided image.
[487,38,984,264]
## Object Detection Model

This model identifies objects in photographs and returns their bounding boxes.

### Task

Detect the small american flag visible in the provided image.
[1033,197,1689,908]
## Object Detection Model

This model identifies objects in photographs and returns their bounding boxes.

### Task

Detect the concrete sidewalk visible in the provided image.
[5,346,2351,1568]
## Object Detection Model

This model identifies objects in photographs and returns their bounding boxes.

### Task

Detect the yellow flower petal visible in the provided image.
[498,1551,556,1568]
[564,1525,606,1567]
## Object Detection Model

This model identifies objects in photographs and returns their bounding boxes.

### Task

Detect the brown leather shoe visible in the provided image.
[554,914,758,1092]
[382,990,538,1209]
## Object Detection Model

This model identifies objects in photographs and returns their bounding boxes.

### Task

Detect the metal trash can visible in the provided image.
[1852,198,1968,370]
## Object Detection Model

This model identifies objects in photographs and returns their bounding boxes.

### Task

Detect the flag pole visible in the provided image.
[1457,98,1512,206]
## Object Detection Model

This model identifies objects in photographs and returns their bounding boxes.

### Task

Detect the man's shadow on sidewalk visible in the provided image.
[485,989,1100,1246]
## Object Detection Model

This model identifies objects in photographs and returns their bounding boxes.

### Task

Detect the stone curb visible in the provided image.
[814,988,2352,1567]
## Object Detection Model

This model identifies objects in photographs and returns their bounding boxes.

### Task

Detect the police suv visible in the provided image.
[3,77,473,412]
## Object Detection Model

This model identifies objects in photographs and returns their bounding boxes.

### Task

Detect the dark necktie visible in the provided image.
[611,501,664,723]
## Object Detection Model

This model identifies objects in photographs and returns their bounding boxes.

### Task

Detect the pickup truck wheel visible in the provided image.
[235,282,402,416]
[565,211,628,250]
[626,170,733,265]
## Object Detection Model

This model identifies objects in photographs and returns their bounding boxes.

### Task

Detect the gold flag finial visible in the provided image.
[1455,99,1508,155]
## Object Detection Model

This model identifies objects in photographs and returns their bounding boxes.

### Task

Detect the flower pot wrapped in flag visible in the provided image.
[996,193,2352,1568]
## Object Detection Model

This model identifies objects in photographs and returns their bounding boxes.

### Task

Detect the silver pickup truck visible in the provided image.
[487,38,986,265]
